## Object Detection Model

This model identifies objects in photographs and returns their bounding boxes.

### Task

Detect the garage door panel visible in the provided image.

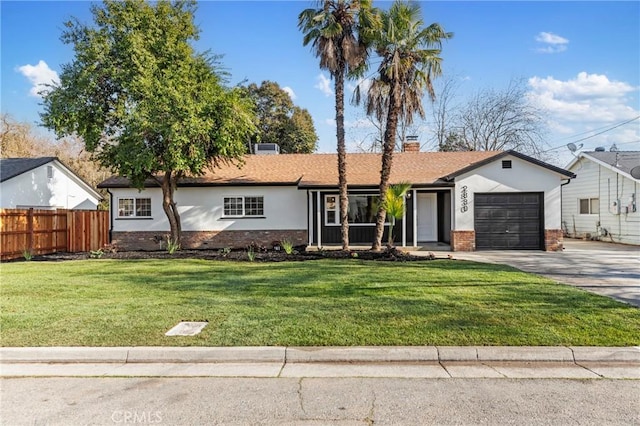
[474,192,543,250]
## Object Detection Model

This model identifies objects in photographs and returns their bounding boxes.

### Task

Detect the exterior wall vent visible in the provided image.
[502,160,512,169]
[254,143,280,155]
[47,165,54,179]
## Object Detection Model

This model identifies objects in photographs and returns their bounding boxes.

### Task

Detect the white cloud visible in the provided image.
[282,86,296,100]
[534,31,569,54]
[527,72,639,153]
[536,32,568,45]
[17,60,59,97]
[528,72,637,122]
[314,73,333,97]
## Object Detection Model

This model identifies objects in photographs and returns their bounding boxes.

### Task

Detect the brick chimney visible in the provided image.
[402,136,420,152]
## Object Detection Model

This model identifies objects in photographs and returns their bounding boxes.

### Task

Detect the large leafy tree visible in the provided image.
[246,81,318,153]
[41,0,256,247]
[360,1,451,251]
[299,0,376,250]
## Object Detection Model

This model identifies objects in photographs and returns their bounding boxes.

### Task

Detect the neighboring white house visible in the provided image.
[0,157,102,210]
[562,150,639,245]
[99,147,575,252]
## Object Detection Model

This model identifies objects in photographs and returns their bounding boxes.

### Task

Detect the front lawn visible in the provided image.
[1,259,639,347]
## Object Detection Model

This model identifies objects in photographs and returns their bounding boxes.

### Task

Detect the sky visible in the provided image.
[1,1,639,167]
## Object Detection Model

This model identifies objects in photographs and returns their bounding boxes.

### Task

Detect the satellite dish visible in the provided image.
[631,166,640,180]
[567,143,583,153]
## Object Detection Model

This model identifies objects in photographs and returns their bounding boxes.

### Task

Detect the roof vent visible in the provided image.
[254,143,280,155]
[594,146,605,152]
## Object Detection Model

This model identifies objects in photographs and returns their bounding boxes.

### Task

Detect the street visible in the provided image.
[2,376,639,425]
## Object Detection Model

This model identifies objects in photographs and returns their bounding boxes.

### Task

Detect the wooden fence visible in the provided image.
[0,209,109,260]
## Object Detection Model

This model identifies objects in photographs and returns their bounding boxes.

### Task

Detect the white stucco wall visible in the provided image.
[0,161,100,209]
[110,186,308,232]
[452,155,567,230]
[562,157,639,245]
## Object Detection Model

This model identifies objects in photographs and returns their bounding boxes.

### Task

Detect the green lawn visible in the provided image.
[1,259,639,347]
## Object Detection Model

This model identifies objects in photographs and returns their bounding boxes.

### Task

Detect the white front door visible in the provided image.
[417,193,437,242]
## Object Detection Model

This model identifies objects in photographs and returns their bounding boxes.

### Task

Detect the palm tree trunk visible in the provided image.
[335,70,350,250]
[161,171,182,249]
[372,82,401,251]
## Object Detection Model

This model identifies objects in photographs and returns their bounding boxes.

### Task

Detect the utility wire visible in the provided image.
[543,115,640,153]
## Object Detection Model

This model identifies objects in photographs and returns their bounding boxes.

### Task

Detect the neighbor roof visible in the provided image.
[0,157,103,200]
[98,150,572,189]
[581,151,640,176]
[0,157,57,182]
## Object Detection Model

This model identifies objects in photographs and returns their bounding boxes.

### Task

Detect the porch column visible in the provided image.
[316,191,322,248]
[402,195,407,247]
[307,190,312,247]
[412,189,418,246]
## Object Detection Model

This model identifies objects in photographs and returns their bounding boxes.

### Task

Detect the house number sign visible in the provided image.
[460,186,469,213]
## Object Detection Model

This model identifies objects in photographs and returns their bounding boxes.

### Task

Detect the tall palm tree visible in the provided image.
[363,1,452,251]
[299,0,376,250]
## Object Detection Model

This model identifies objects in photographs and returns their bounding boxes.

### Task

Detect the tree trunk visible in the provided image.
[372,82,401,251]
[335,69,349,250]
[160,171,182,249]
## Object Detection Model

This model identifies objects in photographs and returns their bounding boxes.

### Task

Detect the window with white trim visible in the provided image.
[579,198,599,215]
[118,198,152,217]
[223,196,264,217]
[325,195,338,225]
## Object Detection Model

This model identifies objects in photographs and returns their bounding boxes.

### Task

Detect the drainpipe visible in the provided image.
[561,178,571,236]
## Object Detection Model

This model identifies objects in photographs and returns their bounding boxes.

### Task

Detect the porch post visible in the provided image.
[412,189,418,246]
[402,195,407,247]
[316,191,322,248]
[307,190,312,247]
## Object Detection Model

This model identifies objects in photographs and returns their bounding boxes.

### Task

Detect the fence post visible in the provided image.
[27,208,34,254]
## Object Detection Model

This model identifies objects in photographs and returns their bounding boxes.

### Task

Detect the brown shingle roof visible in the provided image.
[98,151,503,188]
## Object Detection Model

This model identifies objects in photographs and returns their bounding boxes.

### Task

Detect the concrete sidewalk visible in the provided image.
[2,346,639,379]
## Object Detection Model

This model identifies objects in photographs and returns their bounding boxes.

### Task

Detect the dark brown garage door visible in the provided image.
[474,193,543,250]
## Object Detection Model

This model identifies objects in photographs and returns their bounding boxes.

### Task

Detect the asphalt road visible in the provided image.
[2,377,639,425]
[440,239,640,307]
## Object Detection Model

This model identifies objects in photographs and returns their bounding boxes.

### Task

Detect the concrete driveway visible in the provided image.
[427,240,640,308]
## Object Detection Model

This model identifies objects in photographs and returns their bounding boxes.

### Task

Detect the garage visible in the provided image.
[474,192,543,250]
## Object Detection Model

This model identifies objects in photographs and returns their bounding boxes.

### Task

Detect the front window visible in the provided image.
[324,194,385,225]
[579,198,599,214]
[347,195,379,224]
[223,196,264,217]
[118,198,151,218]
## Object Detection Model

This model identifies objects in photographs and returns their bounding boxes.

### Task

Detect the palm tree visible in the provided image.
[383,182,411,246]
[299,0,376,250]
[362,1,452,251]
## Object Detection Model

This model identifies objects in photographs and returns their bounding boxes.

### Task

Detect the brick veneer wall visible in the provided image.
[112,230,308,251]
[544,229,563,251]
[451,230,475,251]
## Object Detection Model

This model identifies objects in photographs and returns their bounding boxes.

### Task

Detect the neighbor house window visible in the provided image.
[579,198,599,214]
[325,194,385,226]
[223,196,264,217]
[118,198,152,217]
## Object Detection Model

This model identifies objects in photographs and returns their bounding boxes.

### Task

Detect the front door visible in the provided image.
[417,193,437,242]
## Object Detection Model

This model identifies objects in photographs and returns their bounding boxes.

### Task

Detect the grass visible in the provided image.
[1,259,639,347]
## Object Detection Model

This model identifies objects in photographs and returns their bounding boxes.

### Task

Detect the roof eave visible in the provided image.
[443,150,576,180]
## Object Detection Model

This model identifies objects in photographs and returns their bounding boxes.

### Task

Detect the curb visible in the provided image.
[1,346,639,364]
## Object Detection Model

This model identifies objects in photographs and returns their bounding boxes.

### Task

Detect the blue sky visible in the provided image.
[2,1,639,166]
